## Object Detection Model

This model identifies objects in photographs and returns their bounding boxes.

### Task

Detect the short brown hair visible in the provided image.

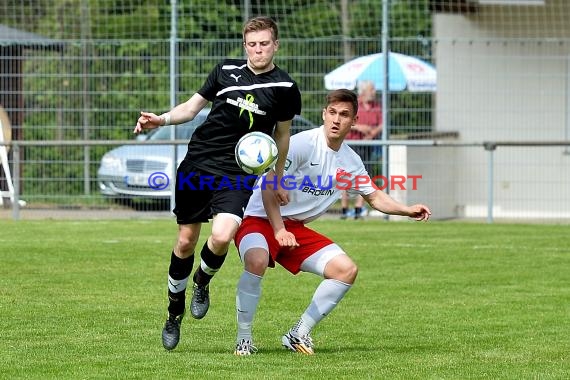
[326,89,359,115]
[243,16,279,42]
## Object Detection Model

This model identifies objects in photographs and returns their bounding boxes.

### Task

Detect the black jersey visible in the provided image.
[184,58,302,175]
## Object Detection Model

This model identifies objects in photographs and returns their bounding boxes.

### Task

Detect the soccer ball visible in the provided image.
[235,131,278,175]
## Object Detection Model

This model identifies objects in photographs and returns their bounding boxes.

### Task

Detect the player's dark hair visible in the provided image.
[243,16,279,41]
[326,89,359,115]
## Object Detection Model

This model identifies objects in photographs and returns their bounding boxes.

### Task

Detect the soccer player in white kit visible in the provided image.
[233,89,431,355]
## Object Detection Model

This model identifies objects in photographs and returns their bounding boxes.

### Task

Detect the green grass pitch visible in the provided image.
[1,219,569,379]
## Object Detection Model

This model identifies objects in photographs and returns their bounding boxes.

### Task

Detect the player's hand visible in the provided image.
[275,228,299,248]
[134,111,162,134]
[409,204,431,221]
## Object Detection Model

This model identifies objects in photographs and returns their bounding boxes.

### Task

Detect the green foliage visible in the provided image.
[350,1,382,38]
[390,93,434,135]
[10,0,435,189]
[390,0,431,38]
[279,2,343,38]
[177,0,243,40]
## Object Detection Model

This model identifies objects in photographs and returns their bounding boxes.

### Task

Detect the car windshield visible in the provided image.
[148,114,207,141]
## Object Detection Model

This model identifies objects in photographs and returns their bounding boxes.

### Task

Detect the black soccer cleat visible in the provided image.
[162,314,183,350]
[190,283,210,319]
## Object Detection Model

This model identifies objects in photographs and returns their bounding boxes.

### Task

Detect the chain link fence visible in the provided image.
[1,0,570,221]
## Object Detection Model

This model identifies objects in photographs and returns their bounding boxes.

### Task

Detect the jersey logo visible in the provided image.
[230,74,242,82]
[310,162,319,166]
[238,94,256,129]
[336,168,349,179]
[226,95,266,126]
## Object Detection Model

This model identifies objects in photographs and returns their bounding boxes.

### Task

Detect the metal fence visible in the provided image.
[2,1,570,222]
[2,139,569,223]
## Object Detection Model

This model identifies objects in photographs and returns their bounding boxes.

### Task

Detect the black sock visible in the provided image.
[167,251,194,317]
[193,242,227,286]
[355,207,362,215]
[342,207,348,215]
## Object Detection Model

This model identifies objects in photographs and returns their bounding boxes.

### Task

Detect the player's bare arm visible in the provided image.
[272,119,292,205]
[363,190,431,221]
[261,178,299,248]
[133,93,208,133]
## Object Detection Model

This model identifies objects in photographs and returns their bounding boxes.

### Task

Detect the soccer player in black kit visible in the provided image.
[134,16,302,351]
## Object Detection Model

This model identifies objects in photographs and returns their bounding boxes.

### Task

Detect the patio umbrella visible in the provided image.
[324,52,436,92]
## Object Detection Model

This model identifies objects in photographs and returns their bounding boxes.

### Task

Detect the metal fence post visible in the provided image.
[12,143,20,220]
[169,0,178,212]
[484,142,496,224]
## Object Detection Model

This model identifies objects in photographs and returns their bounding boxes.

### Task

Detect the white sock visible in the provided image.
[236,271,263,341]
[293,279,351,337]
[167,275,189,293]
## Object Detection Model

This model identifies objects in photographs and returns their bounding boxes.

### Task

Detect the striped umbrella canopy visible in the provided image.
[324,52,437,92]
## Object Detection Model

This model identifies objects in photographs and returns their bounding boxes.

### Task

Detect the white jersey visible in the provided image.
[244,126,376,223]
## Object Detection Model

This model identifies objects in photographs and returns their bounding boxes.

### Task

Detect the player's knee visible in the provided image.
[341,261,358,284]
[176,225,200,256]
[209,230,233,249]
[176,235,197,257]
[244,249,269,276]
[327,255,358,284]
[210,221,237,248]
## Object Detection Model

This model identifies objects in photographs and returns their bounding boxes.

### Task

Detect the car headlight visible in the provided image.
[100,153,123,172]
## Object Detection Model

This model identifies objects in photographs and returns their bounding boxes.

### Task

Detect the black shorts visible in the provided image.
[173,160,256,225]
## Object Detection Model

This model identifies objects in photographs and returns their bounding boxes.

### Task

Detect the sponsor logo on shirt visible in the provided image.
[301,186,334,197]
[226,94,267,129]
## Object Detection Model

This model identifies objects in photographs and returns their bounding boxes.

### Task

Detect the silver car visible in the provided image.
[97,109,316,201]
